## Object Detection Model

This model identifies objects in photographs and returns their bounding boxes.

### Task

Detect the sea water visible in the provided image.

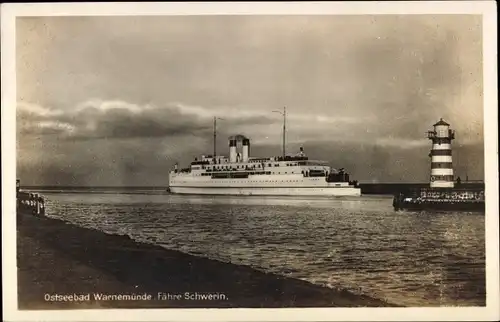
[39,190,485,307]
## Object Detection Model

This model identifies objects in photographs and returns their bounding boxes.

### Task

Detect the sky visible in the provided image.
[16,15,484,186]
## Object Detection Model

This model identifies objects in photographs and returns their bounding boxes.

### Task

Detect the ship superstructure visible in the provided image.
[168,109,361,196]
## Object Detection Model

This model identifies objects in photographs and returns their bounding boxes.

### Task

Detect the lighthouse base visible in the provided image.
[393,186,485,213]
[430,181,455,188]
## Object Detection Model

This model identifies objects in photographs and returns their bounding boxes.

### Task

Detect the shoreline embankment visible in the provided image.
[16,210,398,309]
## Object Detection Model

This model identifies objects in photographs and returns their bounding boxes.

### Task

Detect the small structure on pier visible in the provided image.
[16,179,45,216]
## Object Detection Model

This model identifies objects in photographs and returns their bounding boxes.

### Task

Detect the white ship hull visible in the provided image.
[169,186,361,196]
[169,174,361,196]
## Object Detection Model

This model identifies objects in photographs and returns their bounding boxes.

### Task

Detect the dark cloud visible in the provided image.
[71,106,211,140]
[18,100,343,142]
[18,102,213,140]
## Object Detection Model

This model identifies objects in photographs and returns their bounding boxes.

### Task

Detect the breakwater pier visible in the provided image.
[16,190,395,309]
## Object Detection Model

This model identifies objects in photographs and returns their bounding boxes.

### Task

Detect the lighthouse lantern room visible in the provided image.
[427,118,455,188]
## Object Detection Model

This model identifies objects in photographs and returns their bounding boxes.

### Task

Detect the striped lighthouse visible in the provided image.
[427,118,455,188]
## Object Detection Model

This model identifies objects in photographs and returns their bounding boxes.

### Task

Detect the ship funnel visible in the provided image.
[229,138,237,163]
[228,134,249,163]
[242,138,250,162]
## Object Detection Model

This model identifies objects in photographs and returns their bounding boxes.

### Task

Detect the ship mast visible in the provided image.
[213,117,216,158]
[273,106,286,159]
[283,107,286,159]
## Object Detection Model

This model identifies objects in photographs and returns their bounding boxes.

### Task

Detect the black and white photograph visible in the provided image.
[2,2,498,321]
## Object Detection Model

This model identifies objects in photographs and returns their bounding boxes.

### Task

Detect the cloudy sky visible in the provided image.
[16,15,484,186]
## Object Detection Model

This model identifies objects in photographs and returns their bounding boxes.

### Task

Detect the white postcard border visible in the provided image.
[1,2,498,321]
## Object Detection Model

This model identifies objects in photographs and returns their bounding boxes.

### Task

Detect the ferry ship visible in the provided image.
[168,109,361,196]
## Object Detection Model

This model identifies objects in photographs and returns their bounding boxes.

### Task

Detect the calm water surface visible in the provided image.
[40,191,485,307]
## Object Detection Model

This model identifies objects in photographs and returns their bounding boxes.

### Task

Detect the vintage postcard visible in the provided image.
[1,1,499,321]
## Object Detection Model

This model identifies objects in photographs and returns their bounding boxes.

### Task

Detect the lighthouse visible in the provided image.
[393,118,484,211]
[427,118,455,188]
